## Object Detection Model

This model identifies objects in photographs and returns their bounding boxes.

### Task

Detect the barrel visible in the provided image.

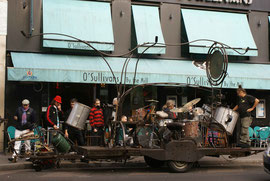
[66,102,91,130]
[51,132,71,153]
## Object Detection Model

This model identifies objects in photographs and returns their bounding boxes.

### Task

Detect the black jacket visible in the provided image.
[46,105,63,127]
[15,107,36,131]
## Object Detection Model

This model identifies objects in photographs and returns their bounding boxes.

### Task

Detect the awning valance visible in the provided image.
[8,52,270,90]
[43,0,114,51]
[181,9,258,56]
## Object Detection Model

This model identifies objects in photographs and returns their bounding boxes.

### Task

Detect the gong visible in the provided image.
[208,50,224,80]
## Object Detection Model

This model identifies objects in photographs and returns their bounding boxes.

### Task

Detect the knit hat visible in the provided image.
[22,99,30,105]
[54,95,62,103]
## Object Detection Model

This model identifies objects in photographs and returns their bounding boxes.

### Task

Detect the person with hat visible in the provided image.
[8,99,37,162]
[46,95,63,130]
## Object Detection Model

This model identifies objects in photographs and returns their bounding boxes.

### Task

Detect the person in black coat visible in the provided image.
[8,99,36,162]
[63,98,85,146]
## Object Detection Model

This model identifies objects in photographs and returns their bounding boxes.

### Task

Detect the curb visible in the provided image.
[0,159,263,171]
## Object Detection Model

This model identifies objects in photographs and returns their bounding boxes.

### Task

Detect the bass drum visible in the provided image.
[183,121,199,138]
[214,107,239,135]
[66,102,91,130]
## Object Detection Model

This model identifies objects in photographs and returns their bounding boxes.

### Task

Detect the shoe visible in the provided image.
[8,157,17,163]
[25,158,31,162]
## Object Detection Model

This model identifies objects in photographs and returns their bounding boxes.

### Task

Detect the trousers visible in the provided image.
[240,116,253,144]
[12,129,31,158]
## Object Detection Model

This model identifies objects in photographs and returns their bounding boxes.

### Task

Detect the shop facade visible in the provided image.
[2,0,270,151]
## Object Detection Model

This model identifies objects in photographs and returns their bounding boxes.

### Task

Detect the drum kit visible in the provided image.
[65,100,239,148]
[135,97,239,144]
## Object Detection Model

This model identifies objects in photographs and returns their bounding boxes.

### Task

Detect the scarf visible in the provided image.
[21,107,29,125]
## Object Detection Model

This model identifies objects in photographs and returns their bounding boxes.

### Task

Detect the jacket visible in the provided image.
[46,105,63,127]
[14,107,36,131]
[89,107,104,127]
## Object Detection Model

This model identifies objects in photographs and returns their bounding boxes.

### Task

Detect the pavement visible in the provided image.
[0,151,265,171]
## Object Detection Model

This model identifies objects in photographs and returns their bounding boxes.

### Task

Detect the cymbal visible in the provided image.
[183,98,201,108]
[171,107,184,113]
[145,99,159,103]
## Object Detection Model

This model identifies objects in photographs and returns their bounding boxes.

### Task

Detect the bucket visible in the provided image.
[66,102,91,130]
[51,132,71,153]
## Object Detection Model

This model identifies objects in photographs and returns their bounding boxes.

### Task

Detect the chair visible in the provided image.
[259,127,269,148]
[7,126,16,140]
[253,126,261,147]
[249,127,256,147]
[6,126,16,153]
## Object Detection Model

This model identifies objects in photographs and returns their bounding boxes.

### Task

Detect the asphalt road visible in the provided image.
[0,164,269,181]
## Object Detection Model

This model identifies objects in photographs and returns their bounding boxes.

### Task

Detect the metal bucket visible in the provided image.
[66,102,91,130]
[51,132,71,153]
[214,107,239,135]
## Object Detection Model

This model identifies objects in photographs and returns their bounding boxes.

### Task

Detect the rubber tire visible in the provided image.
[144,156,165,168]
[167,161,193,173]
[33,164,42,172]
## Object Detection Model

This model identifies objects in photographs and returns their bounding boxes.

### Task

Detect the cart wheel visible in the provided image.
[144,156,165,168]
[56,160,61,168]
[33,163,42,172]
[167,161,193,173]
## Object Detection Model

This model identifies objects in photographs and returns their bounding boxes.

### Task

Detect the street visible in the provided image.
[0,163,268,181]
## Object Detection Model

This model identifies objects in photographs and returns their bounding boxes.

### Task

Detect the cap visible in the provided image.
[54,95,62,103]
[22,99,30,105]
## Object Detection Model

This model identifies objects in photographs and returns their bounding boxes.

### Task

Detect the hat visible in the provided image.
[54,96,62,103]
[22,99,30,105]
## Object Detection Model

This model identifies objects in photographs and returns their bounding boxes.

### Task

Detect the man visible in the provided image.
[112,98,118,122]
[64,98,85,146]
[233,85,259,148]
[89,99,104,146]
[8,99,36,162]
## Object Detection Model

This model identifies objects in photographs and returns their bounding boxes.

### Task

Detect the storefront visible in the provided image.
[3,0,270,150]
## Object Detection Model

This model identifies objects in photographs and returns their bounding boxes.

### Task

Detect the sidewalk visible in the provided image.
[0,151,264,171]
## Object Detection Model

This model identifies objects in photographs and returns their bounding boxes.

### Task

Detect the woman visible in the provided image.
[46,95,63,130]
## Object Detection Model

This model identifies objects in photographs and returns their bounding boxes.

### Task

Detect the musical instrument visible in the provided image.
[156,111,168,118]
[183,98,201,109]
[171,107,184,113]
[214,107,239,135]
[66,102,91,130]
[170,98,201,113]
[145,99,159,103]
[193,107,204,122]
[202,104,212,117]
[158,119,173,127]
[183,120,199,138]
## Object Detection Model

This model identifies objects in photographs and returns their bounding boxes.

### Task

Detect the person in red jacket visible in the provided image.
[46,95,63,145]
[89,99,104,146]
[46,95,63,130]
